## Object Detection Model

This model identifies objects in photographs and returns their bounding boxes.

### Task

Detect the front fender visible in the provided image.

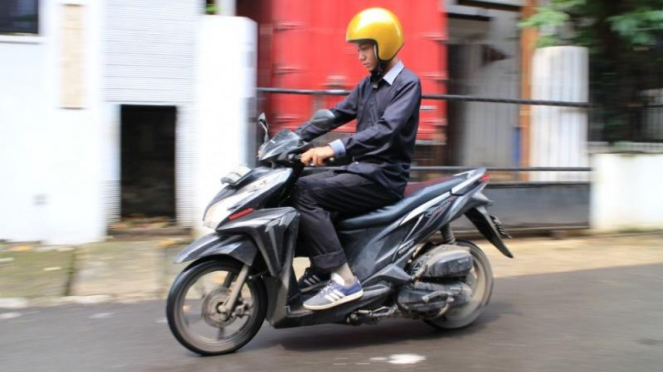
[174,233,258,266]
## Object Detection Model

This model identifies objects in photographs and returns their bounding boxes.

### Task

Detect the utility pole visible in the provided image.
[519,0,537,180]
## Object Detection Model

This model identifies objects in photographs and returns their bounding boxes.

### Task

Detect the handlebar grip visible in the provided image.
[287,154,334,166]
[287,154,302,164]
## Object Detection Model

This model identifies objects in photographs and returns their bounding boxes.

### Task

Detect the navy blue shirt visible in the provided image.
[296,62,421,196]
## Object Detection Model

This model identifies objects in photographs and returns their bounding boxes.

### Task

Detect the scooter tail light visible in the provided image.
[480,174,491,183]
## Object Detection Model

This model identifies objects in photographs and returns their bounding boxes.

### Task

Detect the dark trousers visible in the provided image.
[291,171,400,271]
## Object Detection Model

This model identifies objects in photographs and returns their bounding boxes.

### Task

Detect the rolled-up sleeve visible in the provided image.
[340,80,421,158]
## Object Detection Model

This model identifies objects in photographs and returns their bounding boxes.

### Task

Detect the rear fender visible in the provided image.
[465,206,514,259]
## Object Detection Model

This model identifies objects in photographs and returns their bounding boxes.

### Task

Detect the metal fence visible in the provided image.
[589,87,663,152]
[257,87,591,106]
[256,87,596,231]
[587,49,663,151]
[256,87,593,182]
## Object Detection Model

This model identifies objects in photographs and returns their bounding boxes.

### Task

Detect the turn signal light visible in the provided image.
[229,208,254,221]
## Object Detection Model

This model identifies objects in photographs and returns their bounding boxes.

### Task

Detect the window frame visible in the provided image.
[0,0,40,36]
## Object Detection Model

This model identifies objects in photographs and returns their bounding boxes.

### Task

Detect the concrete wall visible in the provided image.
[102,0,200,226]
[0,0,105,244]
[591,153,663,231]
[445,1,521,167]
[194,16,257,237]
[452,183,590,231]
[1,0,260,243]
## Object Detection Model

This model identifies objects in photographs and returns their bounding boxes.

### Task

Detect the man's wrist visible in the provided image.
[328,139,346,158]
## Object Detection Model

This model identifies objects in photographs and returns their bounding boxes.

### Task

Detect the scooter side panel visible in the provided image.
[338,223,411,282]
[217,207,300,276]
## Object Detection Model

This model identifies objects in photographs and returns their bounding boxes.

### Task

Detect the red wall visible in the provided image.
[239,0,448,141]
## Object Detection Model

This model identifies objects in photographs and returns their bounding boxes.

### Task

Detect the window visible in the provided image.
[0,0,39,35]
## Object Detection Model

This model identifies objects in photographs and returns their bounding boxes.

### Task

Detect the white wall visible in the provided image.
[0,3,257,243]
[0,0,105,244]
[194,16,256,237]
[591,153,663,231]
[103,0,200,227]
[530,46,589,181]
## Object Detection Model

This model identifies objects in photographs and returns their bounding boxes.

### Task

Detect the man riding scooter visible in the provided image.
[292,7,423,310]
[167,7,509,357]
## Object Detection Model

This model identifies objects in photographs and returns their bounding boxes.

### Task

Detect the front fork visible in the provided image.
[218,264,250,319]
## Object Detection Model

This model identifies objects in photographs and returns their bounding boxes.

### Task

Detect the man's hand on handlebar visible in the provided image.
[300,146,335,167]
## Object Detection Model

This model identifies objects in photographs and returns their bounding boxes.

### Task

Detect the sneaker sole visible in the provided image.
[303,289,364,311]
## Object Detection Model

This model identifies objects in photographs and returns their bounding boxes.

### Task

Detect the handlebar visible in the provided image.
[288,154,301,162]
[287,153,336,167]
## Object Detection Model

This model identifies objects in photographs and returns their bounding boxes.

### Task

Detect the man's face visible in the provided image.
[356,42,378,72]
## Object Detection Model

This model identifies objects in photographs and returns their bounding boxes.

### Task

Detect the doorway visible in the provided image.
[120,105,177,221]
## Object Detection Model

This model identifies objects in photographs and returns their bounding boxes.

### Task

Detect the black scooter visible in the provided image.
[166,110,514,355]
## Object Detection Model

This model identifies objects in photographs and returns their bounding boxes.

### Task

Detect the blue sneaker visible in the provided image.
[303,273,363,310]
[297,268,330,293]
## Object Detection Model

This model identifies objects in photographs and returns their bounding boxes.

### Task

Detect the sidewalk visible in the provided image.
[1,233,663,308]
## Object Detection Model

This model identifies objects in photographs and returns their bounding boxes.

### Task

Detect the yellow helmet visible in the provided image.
[346,8,404,62]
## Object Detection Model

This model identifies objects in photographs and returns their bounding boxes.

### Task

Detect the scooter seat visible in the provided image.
[336,176,465,230]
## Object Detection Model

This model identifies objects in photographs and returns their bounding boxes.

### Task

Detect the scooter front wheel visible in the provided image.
[166,258,267,355]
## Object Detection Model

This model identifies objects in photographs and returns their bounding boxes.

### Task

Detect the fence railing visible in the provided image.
[257,87,592,107]
[257,86,599,182]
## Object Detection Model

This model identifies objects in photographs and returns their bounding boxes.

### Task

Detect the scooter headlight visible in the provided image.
[203,191,254,229]
[202,169,291,229]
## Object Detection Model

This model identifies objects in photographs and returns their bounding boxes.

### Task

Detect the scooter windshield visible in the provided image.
[258,130,305,162]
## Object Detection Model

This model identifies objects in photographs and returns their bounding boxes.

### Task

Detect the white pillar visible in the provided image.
[591,153,663,231]
[530,46,589,181]
[217,0,236,16]
[194,16,257,237]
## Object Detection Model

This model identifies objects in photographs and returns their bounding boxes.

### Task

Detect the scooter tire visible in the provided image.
[166,258,267,355]
[424,240,494,330]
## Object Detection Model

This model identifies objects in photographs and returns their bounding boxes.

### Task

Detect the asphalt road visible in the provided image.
[2,263,663,372]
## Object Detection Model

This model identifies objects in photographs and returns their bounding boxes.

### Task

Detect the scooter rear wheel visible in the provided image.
[166,258,267,355]
[424,240,494,330]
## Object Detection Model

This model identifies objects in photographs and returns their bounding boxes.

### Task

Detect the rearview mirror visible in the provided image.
[257,113,269,143]
[309,109,335,131]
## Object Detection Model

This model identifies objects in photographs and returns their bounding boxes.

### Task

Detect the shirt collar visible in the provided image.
[382,60,404,86]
